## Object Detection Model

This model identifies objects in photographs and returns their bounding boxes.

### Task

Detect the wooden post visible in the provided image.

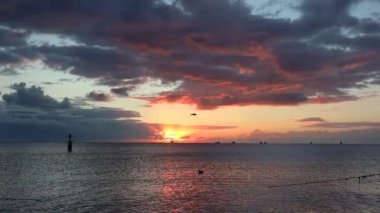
[67,134,73,152]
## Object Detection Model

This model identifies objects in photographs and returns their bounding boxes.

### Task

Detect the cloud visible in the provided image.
[0,83,239,142]
[86,91,112,102]
[296,117,380,129]
[305,121,380,129]
[110,87,130,97]
[2,83,71,109]
[0,0,379,109]
[0,84,151,142]
[298,117,326,122]
[0,27,28,47]
[248,127,380,144]
[144,89,308,109]
[0,108,153,142]
[0,68,20,76]
[152,124,237,131]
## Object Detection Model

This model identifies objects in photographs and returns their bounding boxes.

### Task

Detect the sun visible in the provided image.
[160,128,191,143]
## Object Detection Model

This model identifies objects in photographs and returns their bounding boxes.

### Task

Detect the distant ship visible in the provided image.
[231,141,236,144]
[215,141,221,144]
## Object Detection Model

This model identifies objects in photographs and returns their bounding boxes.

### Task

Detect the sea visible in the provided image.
[0,143,379,212]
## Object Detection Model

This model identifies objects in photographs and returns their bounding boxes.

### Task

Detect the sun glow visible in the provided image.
[160,128,191,143]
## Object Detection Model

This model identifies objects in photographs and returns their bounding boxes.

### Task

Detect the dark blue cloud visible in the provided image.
[2,83,71,109]
[0,83,152,142]
[0,28,28,47]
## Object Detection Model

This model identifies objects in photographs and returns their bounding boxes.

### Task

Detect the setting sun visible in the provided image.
[160,128,191,143]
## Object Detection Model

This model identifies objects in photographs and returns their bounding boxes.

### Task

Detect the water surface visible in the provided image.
[0,143,379,212]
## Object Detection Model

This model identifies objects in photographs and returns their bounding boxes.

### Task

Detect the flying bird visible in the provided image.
[190,113,197,116]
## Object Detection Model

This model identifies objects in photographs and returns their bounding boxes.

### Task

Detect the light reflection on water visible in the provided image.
[0,143,379,212]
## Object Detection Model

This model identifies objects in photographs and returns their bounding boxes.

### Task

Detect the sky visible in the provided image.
[0,0,380,143]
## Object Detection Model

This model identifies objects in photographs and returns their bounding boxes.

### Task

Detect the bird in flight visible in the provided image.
[190,113,197,116]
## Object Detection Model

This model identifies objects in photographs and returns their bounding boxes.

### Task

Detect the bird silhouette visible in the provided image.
[190,113,197,116]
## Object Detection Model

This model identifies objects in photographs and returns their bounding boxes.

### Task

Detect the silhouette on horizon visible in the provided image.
[67,133,73,152]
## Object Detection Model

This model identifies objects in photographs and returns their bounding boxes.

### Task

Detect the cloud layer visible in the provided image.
[248,128,380,144]
[0,0,378,109]
[0,83,236,142]
[0,83,153,141]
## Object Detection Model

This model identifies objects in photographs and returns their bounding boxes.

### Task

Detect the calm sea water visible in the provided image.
[0,143,379,212]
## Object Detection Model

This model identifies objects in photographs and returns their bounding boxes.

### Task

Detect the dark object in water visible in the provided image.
[259,141,263,144]
[198,170,204,175]
[310,141,313,144]
[340,141,343,145]
[215,141,221,144]
[67,133,73,152]
[190,113,197,116]
[231,141,236,144]
[263,141,267,144]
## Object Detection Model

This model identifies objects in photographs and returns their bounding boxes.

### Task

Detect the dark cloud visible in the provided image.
[2,83,71,109]
[86,91,112,102]
[110,87,130,97]
[272,41,338,73]
[305,121,380,129]
[298,0,359,31]
[0,107,152,142]
[0,51,24,65]
[0,0,379,109]
[0,83,239,142]
[0,27,28,47]
[0,68,20,76]
[144,89,308,109]
[298,117,326,122]
[0,84,151,142]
